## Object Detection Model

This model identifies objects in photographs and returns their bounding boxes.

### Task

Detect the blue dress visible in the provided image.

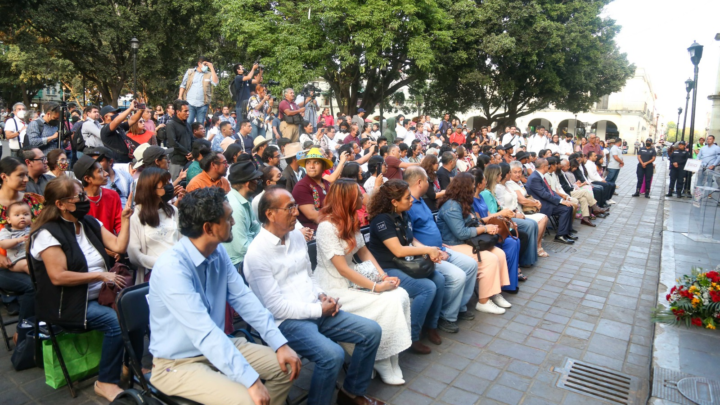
[472,194,520,291]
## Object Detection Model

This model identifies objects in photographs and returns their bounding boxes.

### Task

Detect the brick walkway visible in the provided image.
[0,158,663,405]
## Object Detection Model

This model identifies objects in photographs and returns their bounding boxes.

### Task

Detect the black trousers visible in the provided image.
[592,181,615,201]
[591,185,607,207]
[669,166,685,195]
[636,164,653,192]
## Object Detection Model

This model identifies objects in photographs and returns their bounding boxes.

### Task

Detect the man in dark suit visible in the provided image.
[278,142,305,192]
[526,158,577,244]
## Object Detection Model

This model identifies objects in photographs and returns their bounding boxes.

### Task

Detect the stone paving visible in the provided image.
[0,158,665,405]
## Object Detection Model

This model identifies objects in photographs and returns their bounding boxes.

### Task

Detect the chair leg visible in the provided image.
[0,309,10,351]
[47,326,77,398]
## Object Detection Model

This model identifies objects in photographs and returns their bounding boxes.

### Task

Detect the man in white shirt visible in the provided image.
[501,126,523,151]
[559,133,574,159]
[244,188,384,405]
[4,102,27,157]
[527,126,549,154]
[585,151,616,204]
[396,119,410,141]
[81,105,104,149]
[364,156,388,196]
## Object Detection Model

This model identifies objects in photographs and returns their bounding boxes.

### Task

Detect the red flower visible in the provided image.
[666,294,671,301]
[671,286,677,294]
[706,271,720,283]
[710,290,720,303]
[692,318,703,327]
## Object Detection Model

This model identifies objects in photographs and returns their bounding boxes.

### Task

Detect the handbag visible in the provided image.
[485,216,512,242]
[98,262,134,310]
[42,330,104,388]
[11,318,37,371]
[391,214,435,279]
[465,215,499,262]
[521,196,539,215]
[349,258,383,289]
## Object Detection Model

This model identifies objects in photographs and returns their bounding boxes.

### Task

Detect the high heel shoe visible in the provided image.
[374,358,405,385]
[390,354,403,380]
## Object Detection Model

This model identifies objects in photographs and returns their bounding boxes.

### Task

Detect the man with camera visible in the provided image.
[297,87,318,131]
[233,63,263,119]
[179,56,219,127]
[278,88,308,143]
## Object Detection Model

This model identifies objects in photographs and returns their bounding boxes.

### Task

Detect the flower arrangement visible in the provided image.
[652,267,720,330]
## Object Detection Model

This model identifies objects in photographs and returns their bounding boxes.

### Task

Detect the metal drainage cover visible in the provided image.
[678,377,720,405]
[543,241,578,254]
[554,358,640,404]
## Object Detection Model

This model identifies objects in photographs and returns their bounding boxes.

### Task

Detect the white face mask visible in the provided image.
[201,65,209,73]
[16,110,26,119]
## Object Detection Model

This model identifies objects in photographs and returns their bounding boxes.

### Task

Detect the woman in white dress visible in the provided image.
[314,179,411,385]
[127,167,179,282]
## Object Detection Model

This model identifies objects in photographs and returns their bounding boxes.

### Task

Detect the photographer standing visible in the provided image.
[299,87,318,132]
[278,88,307,143]
[178,56,219,127]
[233,63,263,119]
[247,84,273,140]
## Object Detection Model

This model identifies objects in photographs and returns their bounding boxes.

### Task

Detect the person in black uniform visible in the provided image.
[667,141,690,198]
[633,138,656,198]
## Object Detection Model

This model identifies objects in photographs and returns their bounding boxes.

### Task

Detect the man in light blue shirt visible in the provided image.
[404,166,479,332]
[179,56,219,128]
[148,187,300,405]
[224,157,262,269]
[696,135,720,188]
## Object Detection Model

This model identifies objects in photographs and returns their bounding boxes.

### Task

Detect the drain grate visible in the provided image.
[652,367,699,405]
[678,377,720,405]
[554,358,640,404]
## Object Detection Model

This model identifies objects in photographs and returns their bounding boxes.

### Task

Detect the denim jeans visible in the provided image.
[278,311,381,405]
[385,269,444,341]
[187,105,209,130]
[0,269,35,321]
[512,218,538,267]
[251,122,266,140]
[86,300,125,384]
[435,250,477,322]
[606,168,620,184]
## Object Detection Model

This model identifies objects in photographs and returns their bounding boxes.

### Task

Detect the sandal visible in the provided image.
[518,273,528,282]
[538,248,550,257]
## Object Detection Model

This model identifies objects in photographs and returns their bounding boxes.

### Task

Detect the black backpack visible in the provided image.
[110,389,164,405]
[71,121,86,152]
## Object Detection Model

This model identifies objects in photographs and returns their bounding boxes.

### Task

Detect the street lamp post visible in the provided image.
[379,66,387,131]
[130,37,139,98]
[676,107,682,141]
[681,78,694,142]
[688,41,703,147]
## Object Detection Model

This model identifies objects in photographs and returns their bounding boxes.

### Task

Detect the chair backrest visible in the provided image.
[307,240,317,270]
[116,283,151,391]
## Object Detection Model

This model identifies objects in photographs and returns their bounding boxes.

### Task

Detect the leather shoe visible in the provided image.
[424,328,442,345]
[581,218,596,227]
[409,341,431,354]
[337,389,386,405]
[566,234,578,241]
[555,235,575,244]
[569,229,578,234]
[595,212,609,218]
[666,193,673,197]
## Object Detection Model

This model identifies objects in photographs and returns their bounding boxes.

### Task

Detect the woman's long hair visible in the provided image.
[476,154,490,171]
[340,162,361,184]
[483,164,502,199]
[437,173,475,217]
[29,176,77,238]
[135,168,174,227]
[499,162,511,183]
[368,179,408,219]
[420,154,438,182]
[318,179,361,252]
[224,144,243,165]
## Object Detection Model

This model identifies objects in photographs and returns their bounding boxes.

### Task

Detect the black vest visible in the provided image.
[30,217,110,329]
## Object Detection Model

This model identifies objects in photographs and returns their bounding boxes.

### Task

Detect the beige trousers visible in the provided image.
[446,245,509,299]
[150,338,293,405]
[570,188,597,217]
[279,122,299,142]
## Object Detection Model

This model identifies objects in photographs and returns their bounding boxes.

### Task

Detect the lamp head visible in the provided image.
[130,37,140,50]
[688,41,703,66]
[685,78,695,93]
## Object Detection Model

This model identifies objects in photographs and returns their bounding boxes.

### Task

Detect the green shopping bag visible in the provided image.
[42,330,104,389]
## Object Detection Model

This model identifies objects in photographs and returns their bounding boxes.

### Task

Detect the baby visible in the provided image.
[0,202,31,274]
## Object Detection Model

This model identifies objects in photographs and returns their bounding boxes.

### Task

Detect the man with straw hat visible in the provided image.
[292,147,332,231]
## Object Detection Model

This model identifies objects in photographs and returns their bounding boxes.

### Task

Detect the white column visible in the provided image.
[708,33,720,138]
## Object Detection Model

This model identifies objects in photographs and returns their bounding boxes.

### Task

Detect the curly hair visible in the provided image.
[178,187,227,238]
[420,154,438,182]
[437,172,475,217]
[367,179,408,219]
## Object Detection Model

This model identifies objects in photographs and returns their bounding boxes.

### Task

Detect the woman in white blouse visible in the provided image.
[547,134,561,155]
[502,162,550,257]
[127,167,179,282]
[314,179,411,385]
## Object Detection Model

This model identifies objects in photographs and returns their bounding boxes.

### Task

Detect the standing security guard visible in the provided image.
[667,141,690,198]
[632,138,656,198]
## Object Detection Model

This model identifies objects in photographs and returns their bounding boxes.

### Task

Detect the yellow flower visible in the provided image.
[692,298,700,307]
[689,285,698,294]
[707,324,716,330]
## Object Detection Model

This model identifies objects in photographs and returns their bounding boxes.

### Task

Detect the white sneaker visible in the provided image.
[492,294,512,308]
[607,199,617,205]
[476,300,506,314]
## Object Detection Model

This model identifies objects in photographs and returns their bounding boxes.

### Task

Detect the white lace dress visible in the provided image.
[314,221,412,360]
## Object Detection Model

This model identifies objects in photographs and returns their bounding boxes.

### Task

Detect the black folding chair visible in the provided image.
[0,288,18,351]
[115,283,200,405]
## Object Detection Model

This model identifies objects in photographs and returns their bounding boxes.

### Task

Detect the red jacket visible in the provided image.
[87,188,122,235]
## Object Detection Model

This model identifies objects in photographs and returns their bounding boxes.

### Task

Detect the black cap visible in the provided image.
[646,138,653,143]
[677,141,686,145]
[99,106,118,117]
[227,159,263,185]
[84,146,113,161]
[143,146,174,166]
[73,155,99,180]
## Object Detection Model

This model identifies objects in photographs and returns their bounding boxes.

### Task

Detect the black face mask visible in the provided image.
[71,200,91,220]
[161,184,175,203]
[646,142,652,147]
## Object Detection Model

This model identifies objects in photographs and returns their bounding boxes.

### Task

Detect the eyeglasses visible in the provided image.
[30,157,47,163]
[138,119,145,123]
[63,191,88,202]
[58,159,68,163]
[272,204,299,213]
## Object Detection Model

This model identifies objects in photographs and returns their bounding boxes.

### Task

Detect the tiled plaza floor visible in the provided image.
[0,158,664,405]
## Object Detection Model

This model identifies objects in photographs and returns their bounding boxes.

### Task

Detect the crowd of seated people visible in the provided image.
[0,103,627,404]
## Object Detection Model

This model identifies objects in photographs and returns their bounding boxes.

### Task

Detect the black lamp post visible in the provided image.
[130,37,139,97]
[676,107,682,141]
[687,41,703,147]
[680,78,694,142]
[379,66,387,131]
